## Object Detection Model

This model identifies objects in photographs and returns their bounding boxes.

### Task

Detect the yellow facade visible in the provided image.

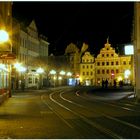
[79,39,132,86]
[95,39,132,86]
[80,52,95,86]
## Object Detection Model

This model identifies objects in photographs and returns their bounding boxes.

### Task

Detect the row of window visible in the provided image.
[82,71,94,76]
[101,53,114,57]
[82,65,93,69]
[96,61,131,66]
[81,69,120,76]
[82,59,93,63]
[96,69,119,74]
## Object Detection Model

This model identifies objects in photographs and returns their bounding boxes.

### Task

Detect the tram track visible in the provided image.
[41,89,122,139]
[58,89,140,138]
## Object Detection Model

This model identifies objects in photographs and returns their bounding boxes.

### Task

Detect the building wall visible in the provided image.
[0,2,12,95]
[134,2,140,99]
[95,40,132,86]
[80,52,95,86]
[12,19,49,89]
[79,39,132,87]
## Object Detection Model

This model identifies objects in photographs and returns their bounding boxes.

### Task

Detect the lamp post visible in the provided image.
[36,67,44,89]
[60,70,66,86]
[50,70,56,87]
[14,62,27,90]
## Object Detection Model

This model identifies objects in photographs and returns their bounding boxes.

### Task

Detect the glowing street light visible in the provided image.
[36,67,44,74]
[67,72,72,77]
[124,69,131,78]
[36,67,44,89]
[60,70,65,75]
[0,29,9,43]
[50,70,56,75]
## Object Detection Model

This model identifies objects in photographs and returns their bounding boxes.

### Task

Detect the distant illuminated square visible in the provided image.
[125,45,134,55]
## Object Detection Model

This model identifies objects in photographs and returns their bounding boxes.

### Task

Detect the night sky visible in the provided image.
[12,1,134,56]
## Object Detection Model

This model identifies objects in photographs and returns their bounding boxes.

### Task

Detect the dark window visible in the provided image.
[116,69,119,73]
[116,61,119,65]
[102,70,105,74]
[97,70,100,74]
[106,69,109,74]
[123,61,126,65]
[102,54,104,57]
[106,62,109,65]
[111,62,114,65]
[97,62,100,66]
[102,62,105,65]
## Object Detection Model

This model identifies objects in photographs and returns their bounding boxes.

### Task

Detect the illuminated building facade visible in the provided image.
[12,19,49,89]
[80,51,95,86]
[95,39,132,86]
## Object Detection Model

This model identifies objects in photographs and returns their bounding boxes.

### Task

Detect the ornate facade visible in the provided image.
[79,39,133,86]
[80,52,95,86]
[12,19,49,89]
[95,39,132,86]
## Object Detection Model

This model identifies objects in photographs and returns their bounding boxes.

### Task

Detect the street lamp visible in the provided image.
[124,69,131,85]
[0,29,9,43]
[50,70,56,87]
[36,67,44,89]
[14,62,27,90]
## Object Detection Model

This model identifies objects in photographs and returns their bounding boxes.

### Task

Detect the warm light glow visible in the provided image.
[14,62,26,72]
[36,67,44,74]
[67,72,72,76]
[124,69,131,78]
[117,76,122,81]
[125,45,134,55]
[58,76,62,80]
[0,30,9,43]
[14,62,21,69]
[60,70,65,75]
[50,70,56,75]
[54,76,56,80]
[0,63,8,71]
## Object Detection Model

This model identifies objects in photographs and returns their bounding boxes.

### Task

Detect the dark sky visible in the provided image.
[12,1,134,56]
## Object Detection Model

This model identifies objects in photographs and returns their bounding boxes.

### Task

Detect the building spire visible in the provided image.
[107,36,109,44]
